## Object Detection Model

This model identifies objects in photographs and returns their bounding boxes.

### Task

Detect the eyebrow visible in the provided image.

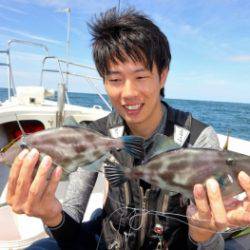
[106,68,147,76]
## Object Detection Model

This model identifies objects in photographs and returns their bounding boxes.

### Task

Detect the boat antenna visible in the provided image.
[57,8,71,86]
[65,7,71,87]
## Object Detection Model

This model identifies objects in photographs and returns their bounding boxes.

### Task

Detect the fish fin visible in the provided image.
[146,134,181,161]
[82,155,107,172]
[63,116,80,127]
[15,113,26,136]
[104,160,128,187]
[121,135,145,159]
[62,119,106,137]
[223,129,231,151]
[15,113,29,149]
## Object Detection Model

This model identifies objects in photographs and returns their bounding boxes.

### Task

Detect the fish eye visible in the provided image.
[20,142,28,149]
[226,158,234,166]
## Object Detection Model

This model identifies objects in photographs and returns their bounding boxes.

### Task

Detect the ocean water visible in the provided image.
[0,88,249,141]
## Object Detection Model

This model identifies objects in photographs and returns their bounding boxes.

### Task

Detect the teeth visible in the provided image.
[126,104,141,110]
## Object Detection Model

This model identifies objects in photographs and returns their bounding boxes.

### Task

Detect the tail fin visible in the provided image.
[104,160,128,187]
[121,135,144,159]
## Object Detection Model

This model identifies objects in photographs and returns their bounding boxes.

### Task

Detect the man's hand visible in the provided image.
[187,171,250,243]
[6,148,63,227]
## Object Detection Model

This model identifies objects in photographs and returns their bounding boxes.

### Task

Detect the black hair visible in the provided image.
[88,7,171,97]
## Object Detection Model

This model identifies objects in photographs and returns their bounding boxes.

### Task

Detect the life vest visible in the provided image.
[90,101,208,250]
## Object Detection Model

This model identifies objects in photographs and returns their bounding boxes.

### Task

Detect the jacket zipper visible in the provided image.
[139,187,150,247]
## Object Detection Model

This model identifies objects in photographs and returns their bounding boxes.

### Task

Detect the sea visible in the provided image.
[0,87,249,141]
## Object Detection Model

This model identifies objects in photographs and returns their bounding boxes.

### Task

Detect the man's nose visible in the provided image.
[122,79,139,98]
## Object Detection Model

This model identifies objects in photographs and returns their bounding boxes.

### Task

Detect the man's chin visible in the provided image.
[119,110,142,123]
[125,116,144,126]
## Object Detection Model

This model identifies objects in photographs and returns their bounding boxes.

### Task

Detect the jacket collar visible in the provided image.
[107,100,169,138]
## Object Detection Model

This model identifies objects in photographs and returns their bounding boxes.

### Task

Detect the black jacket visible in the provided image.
[49,102,220,250]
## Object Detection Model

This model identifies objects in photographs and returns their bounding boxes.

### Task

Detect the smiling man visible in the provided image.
[104,60,167,138]
[7,7,250,250]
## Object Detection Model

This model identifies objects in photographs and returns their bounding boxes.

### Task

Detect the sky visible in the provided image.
[0,0,249,103]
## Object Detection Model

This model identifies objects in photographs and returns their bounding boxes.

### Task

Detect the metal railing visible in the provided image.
[0,39,49,101]
[40,56,112,111]
[0,39,112,112]
[0,49,14,99]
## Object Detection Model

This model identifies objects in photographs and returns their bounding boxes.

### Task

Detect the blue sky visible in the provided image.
[0,0,249,103]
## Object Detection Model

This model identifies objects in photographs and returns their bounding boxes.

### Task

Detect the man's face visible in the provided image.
[104,57,167,131]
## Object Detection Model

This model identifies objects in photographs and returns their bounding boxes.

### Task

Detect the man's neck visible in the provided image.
[127,104,164,139]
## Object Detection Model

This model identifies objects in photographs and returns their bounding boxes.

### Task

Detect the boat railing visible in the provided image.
[0,39,111,111]
[0,39,49,101]
[40,56,112,111]
[7,39,49,54]
[0,49,15,100]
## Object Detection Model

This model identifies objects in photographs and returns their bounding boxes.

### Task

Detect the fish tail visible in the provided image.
[105,160,128,187]
[121,135,144,159]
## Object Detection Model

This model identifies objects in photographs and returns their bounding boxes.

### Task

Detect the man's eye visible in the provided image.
[109,79,121,83]
[137,76,148,80]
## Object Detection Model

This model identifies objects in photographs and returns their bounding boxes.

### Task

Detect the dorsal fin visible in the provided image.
[15,113,26,136]
[223,129,231,151]
[15,113,29,148]
[146,134,180,161]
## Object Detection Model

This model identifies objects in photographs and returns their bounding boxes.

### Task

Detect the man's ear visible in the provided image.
[160,68,169,88]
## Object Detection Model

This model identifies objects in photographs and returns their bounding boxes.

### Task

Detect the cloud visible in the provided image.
[0,27,63,45]
[179,24,199,35]
[229,55,250,62]
[11,51,46,60]
[14,0,117,12]
[0,13,18,23]
[0,4,26,14]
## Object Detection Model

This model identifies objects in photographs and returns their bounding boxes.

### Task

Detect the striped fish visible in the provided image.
[105,136,249,202]
[0,125,144,180]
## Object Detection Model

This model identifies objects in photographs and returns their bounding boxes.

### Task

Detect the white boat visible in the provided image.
[0,39,250,249]
[0,39,109,249]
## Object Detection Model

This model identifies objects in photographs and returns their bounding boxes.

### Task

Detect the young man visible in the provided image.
[7,8,250,250]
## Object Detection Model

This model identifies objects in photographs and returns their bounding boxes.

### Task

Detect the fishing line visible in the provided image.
[62,170,222,234]
[128,209,220,234]
[95,206,137,250]
[128,209,150,231]
[125,208,139,241]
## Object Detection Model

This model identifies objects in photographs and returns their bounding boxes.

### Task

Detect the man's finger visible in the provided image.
[193,184,211,222]
[7,149,29,202]
[43,166,62,201]
[227,207,250,226]
[238,171,250,200]
[28,155,53,203]
[15,148,39,200]
[206,178,228,231]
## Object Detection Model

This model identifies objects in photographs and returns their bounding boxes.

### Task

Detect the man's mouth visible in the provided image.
[123,103,144,115]
[125,104,142,110]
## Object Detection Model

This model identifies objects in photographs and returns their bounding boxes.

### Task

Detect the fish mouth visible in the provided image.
[0,153,5,164]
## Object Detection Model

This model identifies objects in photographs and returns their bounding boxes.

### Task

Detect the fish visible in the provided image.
[105,138,250,202]
[0,125,145,180]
